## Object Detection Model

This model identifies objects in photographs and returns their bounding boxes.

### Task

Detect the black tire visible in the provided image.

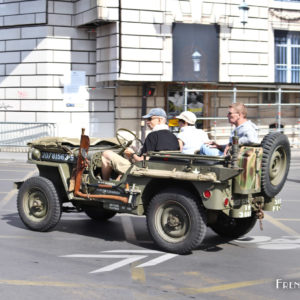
[17,176,62,231]
[261,132,290,197]
[210,212,257,239]
[84,206,116,221]
[146,188,207,254]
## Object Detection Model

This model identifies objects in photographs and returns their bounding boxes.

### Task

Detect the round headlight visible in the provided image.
[32,148,41,160]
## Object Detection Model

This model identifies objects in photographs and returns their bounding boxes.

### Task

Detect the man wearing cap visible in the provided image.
[101,108,179,180]
[176,111,209,154]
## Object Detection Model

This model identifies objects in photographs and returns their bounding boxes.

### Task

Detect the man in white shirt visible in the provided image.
[176,111,209,154]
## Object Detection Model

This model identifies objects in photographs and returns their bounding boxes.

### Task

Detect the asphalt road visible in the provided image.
[0,153,300,300]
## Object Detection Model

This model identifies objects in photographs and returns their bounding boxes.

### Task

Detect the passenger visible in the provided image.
[101,108,179,180]
[176,111,209,154]
[200,102,258,156]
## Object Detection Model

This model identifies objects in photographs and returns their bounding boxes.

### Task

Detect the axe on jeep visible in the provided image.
[68,128,90,192]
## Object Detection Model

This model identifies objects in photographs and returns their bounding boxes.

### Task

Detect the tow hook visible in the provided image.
[254,200,264,231]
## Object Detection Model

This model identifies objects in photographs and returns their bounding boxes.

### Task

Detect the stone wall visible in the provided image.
[0,0,115,138]
[0,0,47,27]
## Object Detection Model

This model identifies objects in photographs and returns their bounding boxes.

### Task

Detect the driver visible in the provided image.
[101,108,179,180]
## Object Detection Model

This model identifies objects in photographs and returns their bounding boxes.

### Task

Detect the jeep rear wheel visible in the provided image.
[210,212,257,239]
[84,206,116,221]
[146,189,206,254]
[17,176,62,231]
[261,132,290,197]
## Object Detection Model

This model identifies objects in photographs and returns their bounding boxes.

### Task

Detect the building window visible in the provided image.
[167,86,204,130]
[275,31,300,83]
[262,90,289,104]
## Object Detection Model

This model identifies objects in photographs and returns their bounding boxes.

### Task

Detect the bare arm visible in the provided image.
[178,139,184,152]
[124,147,144,162]
[206,141,223,150]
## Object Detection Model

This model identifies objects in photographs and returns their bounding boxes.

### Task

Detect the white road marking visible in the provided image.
[61,254,147,273]
[91,255,147,273]
[136,253,178,268]
[104,250,178,267]
[0,190,17,210]
[61,250,178,273]
[103,250,163,254]
[235,236,272,243]
[0,169,38,209]
[235,235,300,250]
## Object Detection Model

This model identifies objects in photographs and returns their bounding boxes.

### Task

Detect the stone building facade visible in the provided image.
[1,0,300,144]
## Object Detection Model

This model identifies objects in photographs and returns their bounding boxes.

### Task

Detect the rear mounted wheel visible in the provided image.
[260,132,290,197]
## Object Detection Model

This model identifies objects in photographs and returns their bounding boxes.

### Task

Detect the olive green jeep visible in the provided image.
[15,129,290,254]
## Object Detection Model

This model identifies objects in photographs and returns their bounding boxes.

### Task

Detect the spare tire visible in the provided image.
[261,132,290,197]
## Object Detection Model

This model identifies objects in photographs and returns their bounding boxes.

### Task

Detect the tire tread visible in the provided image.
[260,133,290,197]
[17,176,61,231]
[146,188,206,254]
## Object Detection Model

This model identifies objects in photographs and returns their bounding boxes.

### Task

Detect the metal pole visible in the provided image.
[214,92,217,141]
[277,87,282,132]
[298,102,300,145]
[233,87,237,103]
[184,85,188,111]
[141,84,147,142]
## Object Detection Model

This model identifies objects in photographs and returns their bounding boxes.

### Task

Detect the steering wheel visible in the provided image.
[116,128,143,151]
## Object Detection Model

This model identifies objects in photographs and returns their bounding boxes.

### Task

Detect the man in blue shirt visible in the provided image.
[200,102,258,156]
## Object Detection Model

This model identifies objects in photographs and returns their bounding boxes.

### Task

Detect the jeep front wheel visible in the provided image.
[146,189,206,254]
[17,176,62,231]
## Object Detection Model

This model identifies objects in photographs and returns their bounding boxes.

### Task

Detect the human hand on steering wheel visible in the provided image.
[124,147,135,160]
[116,128,143,155]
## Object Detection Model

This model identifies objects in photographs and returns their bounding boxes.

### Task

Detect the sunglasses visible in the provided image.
[146,117,159,121]
[227,111,239,115]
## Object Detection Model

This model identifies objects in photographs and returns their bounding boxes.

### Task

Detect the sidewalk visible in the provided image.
[0,148,300,162]
[292,148,300,158]
[0,151,28,162]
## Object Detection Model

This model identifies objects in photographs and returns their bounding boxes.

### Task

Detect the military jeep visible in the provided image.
[15,128,290,254]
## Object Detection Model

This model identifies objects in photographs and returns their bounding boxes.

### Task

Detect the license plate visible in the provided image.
[41,151,75,163]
